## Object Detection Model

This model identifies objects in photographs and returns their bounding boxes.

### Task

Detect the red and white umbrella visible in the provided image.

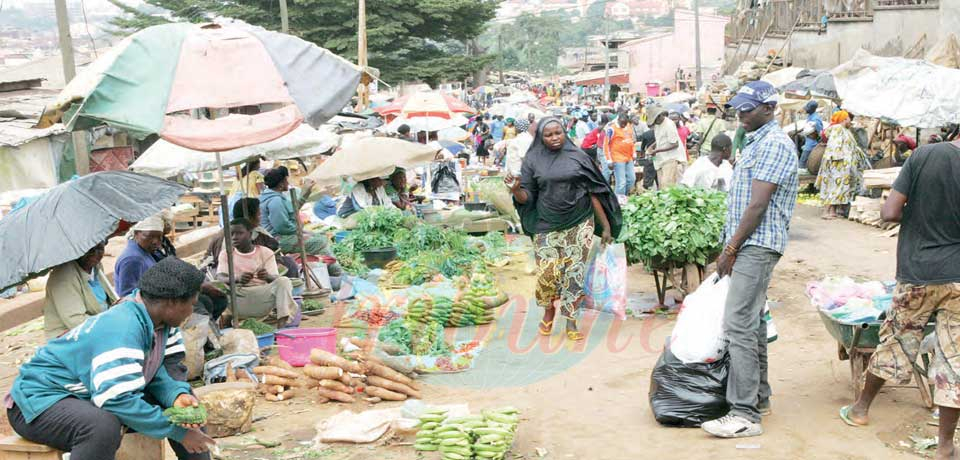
[374,91,474,120]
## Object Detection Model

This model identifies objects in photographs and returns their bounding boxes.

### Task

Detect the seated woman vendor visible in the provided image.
[259,168,342,277]
[7,258,216,460]
[217,218,296,327]
[43,241,117,340]
[337,176,397,218]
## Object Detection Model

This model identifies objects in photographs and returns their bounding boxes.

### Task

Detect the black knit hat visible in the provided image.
[263,168,286,188]
[139,257,204,300]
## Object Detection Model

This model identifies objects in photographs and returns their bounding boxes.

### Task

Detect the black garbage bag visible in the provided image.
[430,161,460,195]
[649,343,729,427]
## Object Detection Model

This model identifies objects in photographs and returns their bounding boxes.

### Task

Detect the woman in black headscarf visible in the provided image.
[506,117,622,341]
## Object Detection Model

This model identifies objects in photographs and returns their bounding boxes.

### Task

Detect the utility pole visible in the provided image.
[603,19,610,104]
[279,0,289,33]
[356,0,370,111]
[54,0,76,84]
[693,0,703,89]
[498,29,505,85]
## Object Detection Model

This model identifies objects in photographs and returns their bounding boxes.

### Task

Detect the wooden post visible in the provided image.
[216,152,239,328]
[355,0,369,112]
[279,0,289,33]
[290,188,316,294]
[73,131,90,175]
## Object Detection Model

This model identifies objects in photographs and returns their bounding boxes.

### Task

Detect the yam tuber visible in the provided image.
[316,387,356,403]
[258,374,298,387]
[266,356,297,371]
[363,385,407,401]
[364,361,416,387]
[264,389,295,401]
[252,366,301,380]
[309,349,362,374]
[302,364,344,381]
[366,375,421,398]
[235,369,253,382]
[318,379,350,393]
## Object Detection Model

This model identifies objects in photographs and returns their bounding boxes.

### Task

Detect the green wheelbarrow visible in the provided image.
[818,310,935,408]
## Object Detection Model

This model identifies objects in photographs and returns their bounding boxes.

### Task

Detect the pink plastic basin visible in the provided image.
[276,327,337,366]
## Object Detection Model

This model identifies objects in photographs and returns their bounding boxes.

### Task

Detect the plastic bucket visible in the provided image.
[276,327,337,366]
[256,333,275,349]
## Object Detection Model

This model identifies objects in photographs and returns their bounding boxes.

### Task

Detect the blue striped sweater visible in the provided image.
[11,294,191,441]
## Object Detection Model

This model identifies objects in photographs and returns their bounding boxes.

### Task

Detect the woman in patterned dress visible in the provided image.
[506,117,622,341]
[816,110,866,219]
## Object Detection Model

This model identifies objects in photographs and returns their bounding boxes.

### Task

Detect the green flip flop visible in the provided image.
[839,405,867,427]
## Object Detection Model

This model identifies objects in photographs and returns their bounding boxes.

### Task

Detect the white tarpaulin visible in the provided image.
[831,49,960,128]
[130,124,340,178]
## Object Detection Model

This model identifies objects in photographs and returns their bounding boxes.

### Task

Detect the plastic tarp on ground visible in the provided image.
[831,49,960,128]
[130,124,341,178]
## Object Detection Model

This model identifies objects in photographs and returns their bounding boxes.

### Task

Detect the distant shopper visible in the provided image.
[695,106,728,157]
[799,100,824,168]
[490,115,505,142]
[816,110,867,219]
[646,106,686,188]
[841,139,960,460]
[603,110,637,196]
[703,81,798,439]
[681,133,734,191]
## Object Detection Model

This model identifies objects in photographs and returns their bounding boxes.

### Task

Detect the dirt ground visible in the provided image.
[0,204,943,459]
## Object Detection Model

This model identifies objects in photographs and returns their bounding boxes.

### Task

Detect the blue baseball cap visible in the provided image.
[727,81,779,112]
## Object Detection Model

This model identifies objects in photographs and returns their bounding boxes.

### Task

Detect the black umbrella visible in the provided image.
[0,171,189,291]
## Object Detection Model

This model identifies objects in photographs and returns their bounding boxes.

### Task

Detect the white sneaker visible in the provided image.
[701,414,763,438]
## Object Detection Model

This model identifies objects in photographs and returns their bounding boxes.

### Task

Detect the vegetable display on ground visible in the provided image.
[415,406,521,459]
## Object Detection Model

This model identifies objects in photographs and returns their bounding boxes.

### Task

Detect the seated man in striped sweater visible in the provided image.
[4,257,215,460]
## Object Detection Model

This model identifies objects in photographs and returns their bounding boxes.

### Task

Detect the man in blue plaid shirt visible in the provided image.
[701,81,798,439]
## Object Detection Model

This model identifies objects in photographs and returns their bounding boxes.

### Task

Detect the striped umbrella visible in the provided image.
[374,91,474,120]
[39,22,361,152]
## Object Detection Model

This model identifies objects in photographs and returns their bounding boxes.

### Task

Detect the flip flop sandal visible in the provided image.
[538,320,554,336]
[566,330,585,342]
[839,405,867,427]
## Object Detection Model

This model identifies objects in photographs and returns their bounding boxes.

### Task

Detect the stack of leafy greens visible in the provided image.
[335,207,503,278]
[618,187,727,268]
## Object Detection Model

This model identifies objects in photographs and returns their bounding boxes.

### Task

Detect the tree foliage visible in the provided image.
[480,4,634,75]
[107,0,500,85]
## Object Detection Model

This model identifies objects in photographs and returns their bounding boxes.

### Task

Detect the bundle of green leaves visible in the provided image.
[336,207,489,277]
[618,187,727,268]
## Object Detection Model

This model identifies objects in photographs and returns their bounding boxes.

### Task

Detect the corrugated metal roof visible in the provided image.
[0,88,66,147]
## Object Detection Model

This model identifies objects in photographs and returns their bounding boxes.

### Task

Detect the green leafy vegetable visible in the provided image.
[239,318,275,335]
[618,187,727,267]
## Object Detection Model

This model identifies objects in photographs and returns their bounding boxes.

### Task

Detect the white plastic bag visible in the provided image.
[582,243,628,320]
[670,273,729,364]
